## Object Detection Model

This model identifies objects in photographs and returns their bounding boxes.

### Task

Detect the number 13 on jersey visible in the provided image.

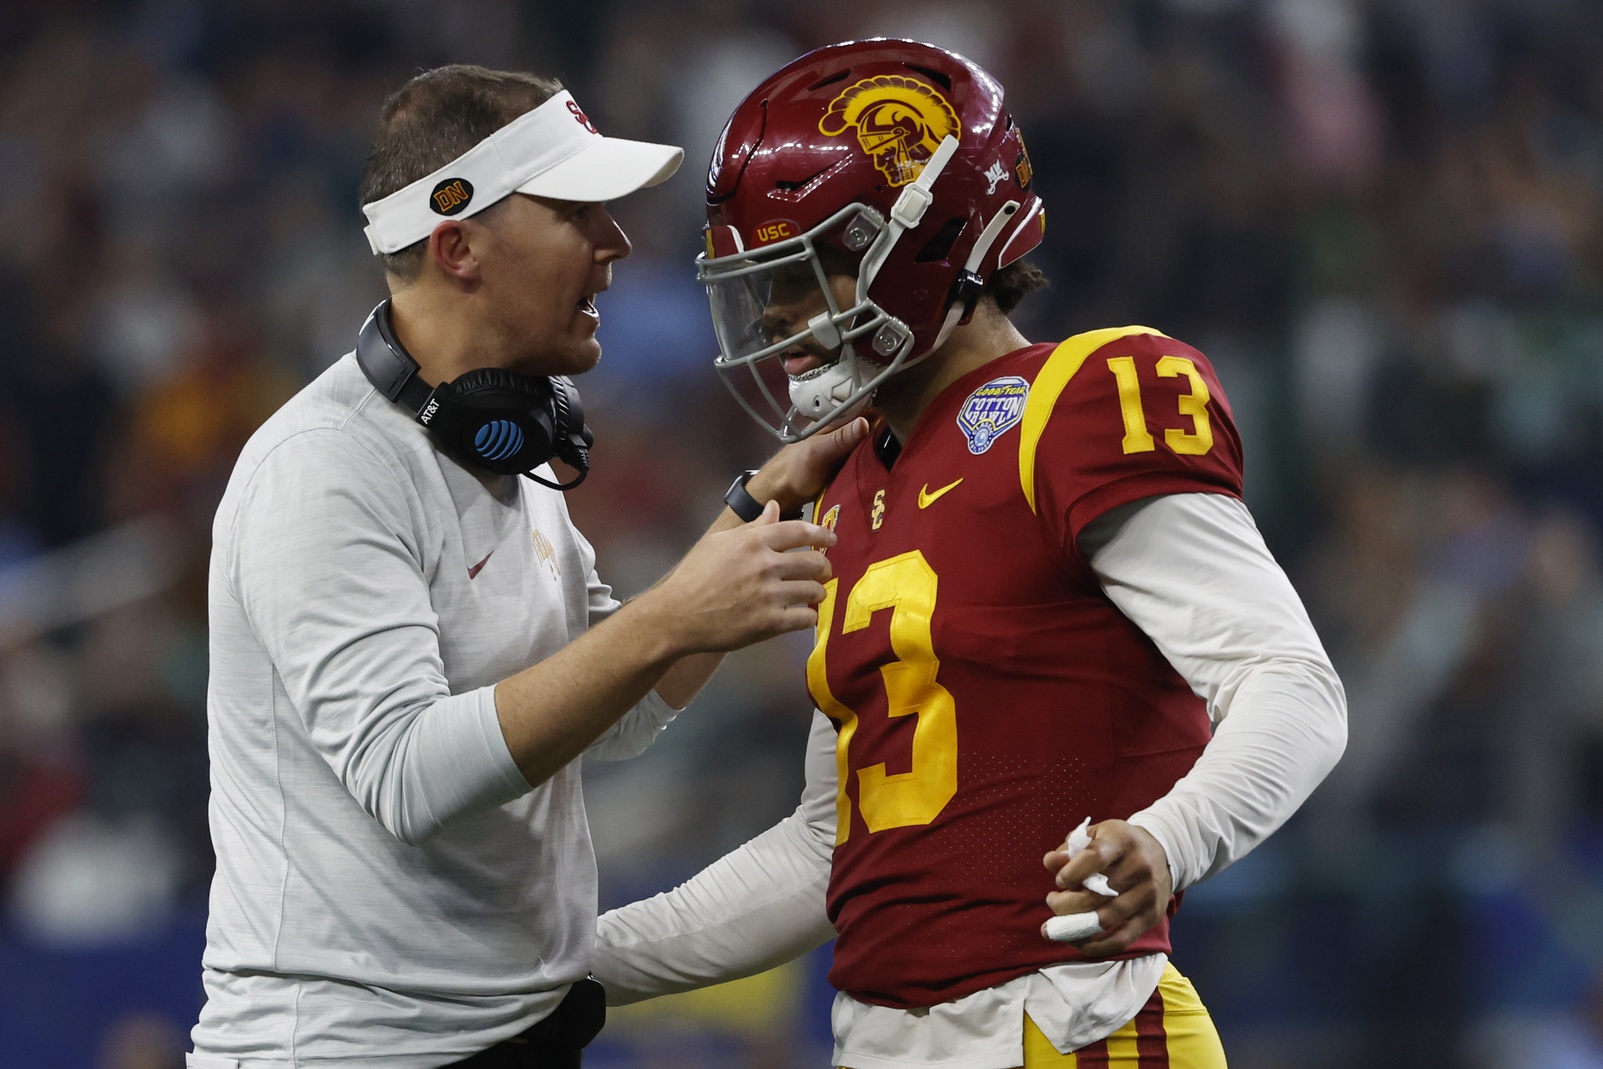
[1107,354,1214,456]
[808,550,957,845]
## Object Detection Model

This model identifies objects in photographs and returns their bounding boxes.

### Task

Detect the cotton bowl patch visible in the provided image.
[957,376,1029,454]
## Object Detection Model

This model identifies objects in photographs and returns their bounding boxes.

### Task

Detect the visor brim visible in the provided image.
[516,137,683,203]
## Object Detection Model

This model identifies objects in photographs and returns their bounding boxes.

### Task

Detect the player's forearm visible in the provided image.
[1129,656,1347,890]
[1086,492,1348,890]
[594,709,840,1003]
[593,808,836,1004]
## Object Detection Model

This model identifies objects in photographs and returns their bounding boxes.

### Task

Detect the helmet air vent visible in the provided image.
[902,64,953,91]
[807,69,852,93]
[915,217,966,262]
[775,166,831,192]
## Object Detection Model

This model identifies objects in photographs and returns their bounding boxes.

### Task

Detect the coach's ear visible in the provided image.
[425,218,485,285]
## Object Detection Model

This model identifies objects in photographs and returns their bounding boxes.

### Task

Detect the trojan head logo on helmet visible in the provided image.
[699,39,1046,441]
[819,76,962,187]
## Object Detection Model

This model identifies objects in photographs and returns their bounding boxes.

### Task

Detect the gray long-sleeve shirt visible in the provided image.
[189,354,673,1069]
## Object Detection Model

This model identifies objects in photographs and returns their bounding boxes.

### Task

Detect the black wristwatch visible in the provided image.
[724,470,803,522]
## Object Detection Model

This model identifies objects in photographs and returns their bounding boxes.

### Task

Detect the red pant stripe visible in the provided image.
[1134,984,1169,1066]
[1076,1037,1110,1067]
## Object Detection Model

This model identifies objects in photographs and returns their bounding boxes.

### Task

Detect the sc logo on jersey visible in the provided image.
[957,376,1029,454]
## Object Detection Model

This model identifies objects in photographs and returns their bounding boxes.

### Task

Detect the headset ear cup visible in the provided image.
[451,367,543,396]
[547,376,594,470]
[436,371,557,475]
[354,302,592,485]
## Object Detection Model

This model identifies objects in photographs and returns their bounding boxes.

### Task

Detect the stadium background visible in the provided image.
[0,0,1600,1066]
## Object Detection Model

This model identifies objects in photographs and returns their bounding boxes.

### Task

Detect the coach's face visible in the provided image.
[475,193,632,377]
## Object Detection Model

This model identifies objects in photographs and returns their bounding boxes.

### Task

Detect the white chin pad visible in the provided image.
[789,363,855,416]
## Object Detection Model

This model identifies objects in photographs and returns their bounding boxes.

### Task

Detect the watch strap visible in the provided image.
[725,470,806,521]
[724,470,765,523]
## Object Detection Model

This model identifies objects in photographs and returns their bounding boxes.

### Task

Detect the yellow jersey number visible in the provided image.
[807,550,957,845]
[1106,354,1214,456]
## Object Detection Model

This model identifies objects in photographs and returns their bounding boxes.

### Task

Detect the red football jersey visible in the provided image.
[808,326,1244,1008]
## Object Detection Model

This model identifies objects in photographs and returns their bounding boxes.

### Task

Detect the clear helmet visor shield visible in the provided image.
[703,246,819,370]
[700,210,905,440]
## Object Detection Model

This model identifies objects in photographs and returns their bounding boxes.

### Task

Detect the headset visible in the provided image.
[354,301,593,490]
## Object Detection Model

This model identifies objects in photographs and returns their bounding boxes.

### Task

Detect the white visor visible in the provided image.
[361,90,682,255]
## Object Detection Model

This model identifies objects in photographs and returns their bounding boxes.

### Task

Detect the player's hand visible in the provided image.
[744,417,870,515]
[649,500,834,652]
[1040,819,1172,957]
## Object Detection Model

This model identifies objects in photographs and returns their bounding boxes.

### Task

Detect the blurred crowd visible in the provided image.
[0,0,1601,1067]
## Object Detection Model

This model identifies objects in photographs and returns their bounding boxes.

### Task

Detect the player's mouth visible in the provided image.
[577,293,599,322]
[780,347,831,377]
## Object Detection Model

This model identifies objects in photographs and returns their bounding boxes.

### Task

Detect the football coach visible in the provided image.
[187,65,862,1069]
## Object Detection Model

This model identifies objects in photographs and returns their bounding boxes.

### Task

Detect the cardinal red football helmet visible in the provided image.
[700,39,1046,440]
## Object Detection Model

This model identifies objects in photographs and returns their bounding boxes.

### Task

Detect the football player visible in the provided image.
[595,40,1347,1068]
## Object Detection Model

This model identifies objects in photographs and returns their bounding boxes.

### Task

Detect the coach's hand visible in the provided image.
[745,417,869,516]
[1040,819,1172,957]
[651,500,834,652]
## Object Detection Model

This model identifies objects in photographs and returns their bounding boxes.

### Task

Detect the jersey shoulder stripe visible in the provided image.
[1018,325,1168,514]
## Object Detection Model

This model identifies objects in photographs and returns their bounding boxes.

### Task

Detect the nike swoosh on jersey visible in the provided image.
[467,551,494,579]
[918,479,964,508]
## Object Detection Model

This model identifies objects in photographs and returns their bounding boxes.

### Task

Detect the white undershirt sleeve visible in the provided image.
[592,708,839,1005]
[1080,493,1348,891]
